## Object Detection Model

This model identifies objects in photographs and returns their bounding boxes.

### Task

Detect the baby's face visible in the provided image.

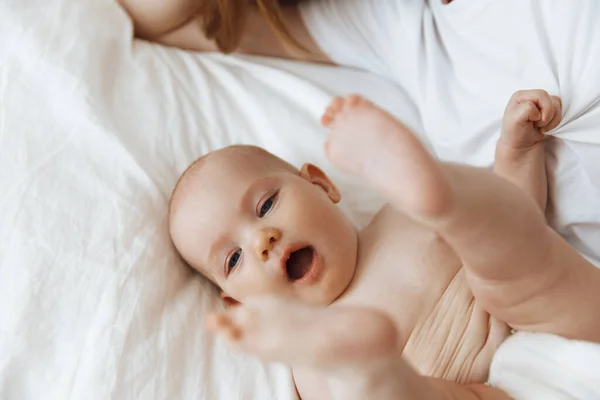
[170,147,358,306]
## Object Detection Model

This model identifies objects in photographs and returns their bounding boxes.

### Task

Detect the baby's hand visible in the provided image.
[500,90,562,149]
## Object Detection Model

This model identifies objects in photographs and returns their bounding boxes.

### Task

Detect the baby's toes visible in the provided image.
[321,96,345,127]
[343,94,372,111]
[321,95,372,127]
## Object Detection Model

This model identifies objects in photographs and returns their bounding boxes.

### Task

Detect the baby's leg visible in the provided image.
[207,296,510,400]
[322,95,600,343]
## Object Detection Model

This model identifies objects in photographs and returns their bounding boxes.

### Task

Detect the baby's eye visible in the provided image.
[226,248,242,274]
[258,192,278,218]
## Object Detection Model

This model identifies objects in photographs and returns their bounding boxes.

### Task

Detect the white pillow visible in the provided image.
[0,0,421,399]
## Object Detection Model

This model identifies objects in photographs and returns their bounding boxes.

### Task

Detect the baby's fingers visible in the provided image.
[513,100,541,125]
[511,89,555,123]
[538,96,562,134]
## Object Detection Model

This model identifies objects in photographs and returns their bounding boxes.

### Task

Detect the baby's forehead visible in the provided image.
[199,147,295,185]
[204,149,271,177]
[179,148,292,213]
[212,146,291,169]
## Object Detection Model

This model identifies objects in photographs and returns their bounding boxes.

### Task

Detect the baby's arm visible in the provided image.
[493,90,562,210]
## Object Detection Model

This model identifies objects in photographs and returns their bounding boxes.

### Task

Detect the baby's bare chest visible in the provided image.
[338,207,501,381]
[341,207,463,327]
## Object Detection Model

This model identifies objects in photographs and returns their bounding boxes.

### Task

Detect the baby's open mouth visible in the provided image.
[285,246,315,281]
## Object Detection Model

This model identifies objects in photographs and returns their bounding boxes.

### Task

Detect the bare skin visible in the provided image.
[117,0,331,63]
[494,90,562,210]
[195,92,600,399]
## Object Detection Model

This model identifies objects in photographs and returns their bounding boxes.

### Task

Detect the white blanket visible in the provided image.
[490,333,600,400]
[0,0,420,399]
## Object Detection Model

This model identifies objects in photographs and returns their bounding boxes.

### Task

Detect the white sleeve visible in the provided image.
[299,0,404,77]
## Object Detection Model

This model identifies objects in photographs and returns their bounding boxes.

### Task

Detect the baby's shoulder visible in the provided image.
[358,204,461,277]
[361,205,431,240]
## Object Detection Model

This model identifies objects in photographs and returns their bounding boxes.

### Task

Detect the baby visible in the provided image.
[168,91,600,399]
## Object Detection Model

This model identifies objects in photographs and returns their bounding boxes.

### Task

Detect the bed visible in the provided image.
[1,0,599,399]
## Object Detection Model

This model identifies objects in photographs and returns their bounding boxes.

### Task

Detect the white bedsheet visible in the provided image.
[0,0,421,399]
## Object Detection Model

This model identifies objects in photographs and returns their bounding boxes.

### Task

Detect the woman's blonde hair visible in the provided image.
[198,0,306,54]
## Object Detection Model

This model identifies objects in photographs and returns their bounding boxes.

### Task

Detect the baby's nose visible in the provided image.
[254,227,281,261]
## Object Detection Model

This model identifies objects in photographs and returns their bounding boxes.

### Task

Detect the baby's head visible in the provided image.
[169,145,358,306]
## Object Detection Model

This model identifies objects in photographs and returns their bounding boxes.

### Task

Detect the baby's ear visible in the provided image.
[300,163,341,204]
[220,292,241,308]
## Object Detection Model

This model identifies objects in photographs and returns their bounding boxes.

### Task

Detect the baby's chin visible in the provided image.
[314,254,359,305]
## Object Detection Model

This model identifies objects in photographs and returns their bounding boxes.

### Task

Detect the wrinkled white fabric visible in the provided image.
[490,332,600,400]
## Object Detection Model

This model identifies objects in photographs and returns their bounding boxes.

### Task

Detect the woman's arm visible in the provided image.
[117,0,331,63]
[117,0,202,39]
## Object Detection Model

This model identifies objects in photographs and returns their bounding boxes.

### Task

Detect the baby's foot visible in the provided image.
[322,95,452,219]
[207,296,468,400]
[206,296,398,369]
[499,89,562,150]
